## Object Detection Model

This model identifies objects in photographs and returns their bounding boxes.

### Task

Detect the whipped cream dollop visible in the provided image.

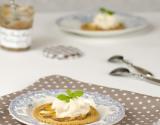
[52,97,96,118]
[93,13,120,29]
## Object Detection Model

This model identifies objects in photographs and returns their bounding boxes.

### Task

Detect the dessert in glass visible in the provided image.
[33,89,100,125]
[0,3,34,51]
[81,7,125,31]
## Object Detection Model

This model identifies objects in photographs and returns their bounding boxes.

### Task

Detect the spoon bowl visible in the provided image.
[110,67,131,76]
[108,55,124,63]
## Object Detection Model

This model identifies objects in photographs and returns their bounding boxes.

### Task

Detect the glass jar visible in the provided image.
[0,0,34,51]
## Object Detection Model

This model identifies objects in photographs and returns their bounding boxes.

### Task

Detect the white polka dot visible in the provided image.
[80,84,84,87]
[143,96,147,98]
[83,88,87,91]
[69,81,73,84]
[64,85,68,88]
[133,114,136,117]
[122,103,125,106]
[118,98,122,101]
[151,105,155,108]
[2,102,6,104]
[2,116,6,119]
[140,121,144,123]
[139,101,143,104]
[114,94,118,96]
[142,106,147,109]
[135,96,139,99]
[111,89,115,92]
[44,81,49,84]
[125,108,129,110]
[147,100,151,103]
[126,97,131,100]
[123,93,127,96]
[102,90,107,93]
[91,87,95,90]
[130,102,134,105]
[99,86,104,89]
[155,110,159,112]
[146,111,151,114]
[72,85,76,88]
[156,99,160,102]
[56,85,59,88]
[47,85,51,87]
[134,107,138,110]
[61,81,65,84]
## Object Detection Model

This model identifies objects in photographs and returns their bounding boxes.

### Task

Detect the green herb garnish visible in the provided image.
[56,89,84,103]
[100,7,115,15]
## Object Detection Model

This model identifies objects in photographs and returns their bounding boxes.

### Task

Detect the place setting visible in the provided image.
[0,0,160,125]
[0,74,160,125]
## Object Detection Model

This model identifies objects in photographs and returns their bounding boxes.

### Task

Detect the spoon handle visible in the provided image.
[132,65,153,76]
[123,60,153,76]
[143,76,160,86]
[134,74,160,86]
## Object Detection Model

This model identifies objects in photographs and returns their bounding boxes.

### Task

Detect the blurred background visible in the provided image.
[0,0,160,12]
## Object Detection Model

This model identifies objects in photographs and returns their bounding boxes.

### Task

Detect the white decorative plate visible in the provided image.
[56,13,148,37]
[9,89,125,125]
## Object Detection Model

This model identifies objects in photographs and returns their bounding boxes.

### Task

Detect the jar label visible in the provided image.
[0,27,32,49]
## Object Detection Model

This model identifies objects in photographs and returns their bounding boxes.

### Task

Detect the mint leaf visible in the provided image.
[57,94,70,102]
[66,89,74,97]
[56,90,84,102]
[100,7,115,15]
[73,90,84,97]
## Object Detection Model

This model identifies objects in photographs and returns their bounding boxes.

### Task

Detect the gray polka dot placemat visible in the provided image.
[0,75,160,125]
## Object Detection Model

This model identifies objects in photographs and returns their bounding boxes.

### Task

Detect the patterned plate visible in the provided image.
[56,12,149,37]
[9,89,125,125]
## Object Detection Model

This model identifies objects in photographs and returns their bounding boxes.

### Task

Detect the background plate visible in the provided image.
[56,12,149,37]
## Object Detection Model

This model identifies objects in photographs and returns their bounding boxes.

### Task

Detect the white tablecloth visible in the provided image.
[0,12,160,97]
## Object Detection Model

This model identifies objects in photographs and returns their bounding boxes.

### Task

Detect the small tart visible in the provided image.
[33,103,100,125]
[81,22,125,31]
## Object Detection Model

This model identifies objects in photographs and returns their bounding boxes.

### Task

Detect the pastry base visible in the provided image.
[33,103,100,125]
[81,22,125,31]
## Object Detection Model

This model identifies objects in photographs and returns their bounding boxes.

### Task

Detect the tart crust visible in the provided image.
[81,22,125,31]
[33,103,100,125]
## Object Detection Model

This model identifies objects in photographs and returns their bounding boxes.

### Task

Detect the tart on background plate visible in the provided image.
[81,7,125,31]
[9,89,125,125]
[56,7,148,37]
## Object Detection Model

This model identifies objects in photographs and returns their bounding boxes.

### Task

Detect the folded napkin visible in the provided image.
[0,75,159,125]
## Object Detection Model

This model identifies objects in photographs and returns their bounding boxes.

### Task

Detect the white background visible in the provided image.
[0,12,160,97]
[0,0,160,12]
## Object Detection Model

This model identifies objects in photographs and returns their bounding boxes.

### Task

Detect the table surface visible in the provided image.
[0,12,160,97]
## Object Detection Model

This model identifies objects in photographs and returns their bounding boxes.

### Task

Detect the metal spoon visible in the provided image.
[108,55,153,76]
[110,67,160,86]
